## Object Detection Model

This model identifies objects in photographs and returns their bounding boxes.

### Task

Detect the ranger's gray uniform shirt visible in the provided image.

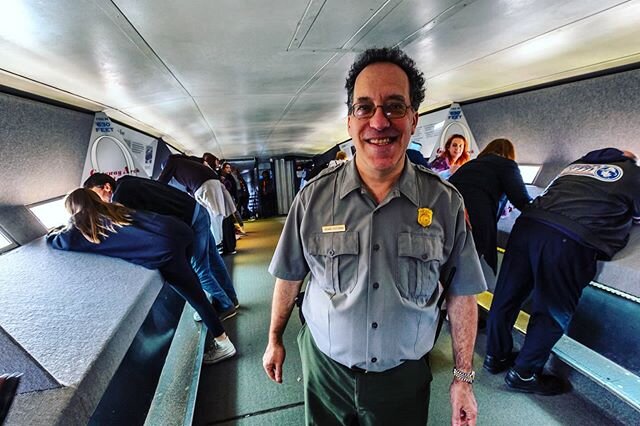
[269,157,486,372]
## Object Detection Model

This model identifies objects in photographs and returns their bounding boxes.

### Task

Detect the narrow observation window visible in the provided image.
[0,228,16,253]
[518,165,542,185]
[29,197,70,230]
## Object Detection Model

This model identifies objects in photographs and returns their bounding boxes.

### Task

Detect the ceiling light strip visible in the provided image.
[396,0,478,49]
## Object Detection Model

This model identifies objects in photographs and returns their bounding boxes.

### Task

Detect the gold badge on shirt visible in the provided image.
[417,208,433,227]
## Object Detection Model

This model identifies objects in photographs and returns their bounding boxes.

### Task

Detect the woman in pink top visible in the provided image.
[428,134,470,177]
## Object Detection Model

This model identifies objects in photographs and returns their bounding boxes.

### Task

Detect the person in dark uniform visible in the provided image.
[47,188,237,364]
[449,138,532,275]
[484,148,640,395]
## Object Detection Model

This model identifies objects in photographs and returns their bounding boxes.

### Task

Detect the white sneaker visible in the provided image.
[203,338,237,364]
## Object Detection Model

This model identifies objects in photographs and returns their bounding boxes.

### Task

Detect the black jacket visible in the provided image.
[157,154,218,195]
[113,175,196,225]
[450,154,531,272]
[523,148,640,260]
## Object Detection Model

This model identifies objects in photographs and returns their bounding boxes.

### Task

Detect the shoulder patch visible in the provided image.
[558,163,623,182]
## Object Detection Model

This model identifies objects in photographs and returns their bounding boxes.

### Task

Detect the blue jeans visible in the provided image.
[190,207,235,311]
[207,231,238,302]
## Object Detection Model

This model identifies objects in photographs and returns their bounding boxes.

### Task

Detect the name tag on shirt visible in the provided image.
[322,224,346,233]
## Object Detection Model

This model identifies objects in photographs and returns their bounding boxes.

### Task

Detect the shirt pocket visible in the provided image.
[397,233,443,306]
[308,232,359,295]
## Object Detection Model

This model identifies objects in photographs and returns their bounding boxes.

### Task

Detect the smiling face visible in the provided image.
[348,62,418,181]
[448,137,466,162]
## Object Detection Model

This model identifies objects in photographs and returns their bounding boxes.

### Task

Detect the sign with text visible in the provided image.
[81,112,158,184]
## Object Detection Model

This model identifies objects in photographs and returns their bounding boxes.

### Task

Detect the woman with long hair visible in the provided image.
[449,138,532,275]
[428,134,470,176]
[47,188,236,364]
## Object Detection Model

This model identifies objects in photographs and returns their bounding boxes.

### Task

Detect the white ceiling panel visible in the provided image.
[1,0,639,158]
[400,0,631,80]
[420,0,640,105]
[0,1,188,108]
[113,0,323,95]
[294,0,390,50]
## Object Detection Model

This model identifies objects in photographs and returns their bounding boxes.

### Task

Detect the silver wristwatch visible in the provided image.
[452,367,475,384]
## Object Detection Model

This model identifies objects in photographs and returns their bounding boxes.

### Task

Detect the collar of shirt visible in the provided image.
[338,155,420,207]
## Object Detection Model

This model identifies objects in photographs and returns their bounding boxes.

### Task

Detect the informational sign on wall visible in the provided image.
[410,103,479,162]
[81,112,158,184]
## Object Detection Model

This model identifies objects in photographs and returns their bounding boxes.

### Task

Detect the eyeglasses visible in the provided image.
[350,102,413,119]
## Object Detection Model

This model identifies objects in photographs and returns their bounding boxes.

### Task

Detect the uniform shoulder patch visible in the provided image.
[558,163,623,182]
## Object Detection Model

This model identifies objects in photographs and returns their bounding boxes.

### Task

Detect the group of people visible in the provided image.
[48,153,249,364]
[263,46,640,426]
[45,45,639,426]
[157,153,247,255]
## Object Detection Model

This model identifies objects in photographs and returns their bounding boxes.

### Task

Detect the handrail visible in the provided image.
[478,291,640,413]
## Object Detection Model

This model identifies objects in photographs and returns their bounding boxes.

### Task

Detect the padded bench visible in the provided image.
[0,237,166,425]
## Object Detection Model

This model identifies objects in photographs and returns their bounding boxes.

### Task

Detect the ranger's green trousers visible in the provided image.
[297,325,432,426]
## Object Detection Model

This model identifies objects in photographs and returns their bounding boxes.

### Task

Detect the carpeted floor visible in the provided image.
[193,217,621,426]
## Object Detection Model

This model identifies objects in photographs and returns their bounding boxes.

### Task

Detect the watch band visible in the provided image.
[452,367,475,384]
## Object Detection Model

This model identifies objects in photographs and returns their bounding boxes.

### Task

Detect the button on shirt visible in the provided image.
[269,158,486,372]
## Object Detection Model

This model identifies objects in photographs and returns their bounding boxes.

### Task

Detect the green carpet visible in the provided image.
[194,218,621,426]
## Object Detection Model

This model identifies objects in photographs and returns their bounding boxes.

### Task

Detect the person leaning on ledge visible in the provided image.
[485,148,640,395]
[263,46,486,426]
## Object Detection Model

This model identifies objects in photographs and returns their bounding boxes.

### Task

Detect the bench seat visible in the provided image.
[0,238,165,425]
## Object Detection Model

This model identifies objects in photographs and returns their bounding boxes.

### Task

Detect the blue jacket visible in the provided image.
[47,210,193,270]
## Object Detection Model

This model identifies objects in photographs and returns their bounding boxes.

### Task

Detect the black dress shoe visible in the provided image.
[483,352,518,374]
[504,368,567,395]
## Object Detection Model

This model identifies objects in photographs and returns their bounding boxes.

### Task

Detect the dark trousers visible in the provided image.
[222,215,236,253]
[297,325,432,426]
[486,217,597,375]
[159,247,225,337]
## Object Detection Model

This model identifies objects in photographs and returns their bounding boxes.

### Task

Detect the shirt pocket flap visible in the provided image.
[309,232,359,257]
[398,233,443,262]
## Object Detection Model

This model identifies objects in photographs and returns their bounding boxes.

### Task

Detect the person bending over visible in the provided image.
[485,148,640,394]
[449,138,532,277]
[47,188,236,364]
[158,154,236,245]
[83,173,239,320]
